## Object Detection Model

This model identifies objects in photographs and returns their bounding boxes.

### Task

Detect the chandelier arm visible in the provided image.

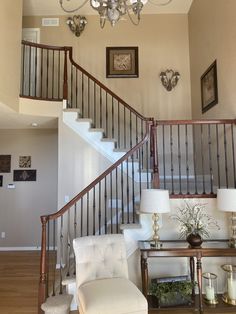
[127,9,140,26]
[148,0,173,6]
[59,0,90,13]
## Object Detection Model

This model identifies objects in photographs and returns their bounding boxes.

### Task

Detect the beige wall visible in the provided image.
[189,0,236,119]
[0,129,58,248]
[23,14,192,120]
[0,0,22,111]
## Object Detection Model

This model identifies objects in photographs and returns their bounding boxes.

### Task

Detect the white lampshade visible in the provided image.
[140,189,170,214]
[217,189,236,212]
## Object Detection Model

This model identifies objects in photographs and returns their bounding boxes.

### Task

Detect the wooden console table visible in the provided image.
[139,240,236,313]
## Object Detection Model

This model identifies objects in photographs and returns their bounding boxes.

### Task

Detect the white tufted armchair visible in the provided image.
[73,234,148,314]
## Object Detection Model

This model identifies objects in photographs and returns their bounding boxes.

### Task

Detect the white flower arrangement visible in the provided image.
[171,202,220,239]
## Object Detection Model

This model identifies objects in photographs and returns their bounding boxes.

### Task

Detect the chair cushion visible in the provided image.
[73,234,129,288]
[78,277,148,314]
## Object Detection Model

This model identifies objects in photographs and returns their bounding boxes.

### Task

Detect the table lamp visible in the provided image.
[140,189,170,248]
[217,189,236,248]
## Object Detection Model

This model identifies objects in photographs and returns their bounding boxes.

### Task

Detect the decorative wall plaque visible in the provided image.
[13,170,37,181]
[0,155,11,173]
[19,156,31,168]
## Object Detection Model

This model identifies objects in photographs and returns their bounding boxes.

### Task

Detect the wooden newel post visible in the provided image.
[38,215,48,314]
[151,121,160,189]
[63,49,68,101]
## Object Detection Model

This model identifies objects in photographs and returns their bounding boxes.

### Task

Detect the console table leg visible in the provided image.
[190,256,195,297]
[141,255,148,298]
[197,257,203,313]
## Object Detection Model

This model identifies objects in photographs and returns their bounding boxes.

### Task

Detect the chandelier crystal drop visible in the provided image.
[59,0,173,28]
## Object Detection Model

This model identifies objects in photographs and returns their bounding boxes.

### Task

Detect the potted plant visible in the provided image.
[171,201,220,247]
[149,280,194,307]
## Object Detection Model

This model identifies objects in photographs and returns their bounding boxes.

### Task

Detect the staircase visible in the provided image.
[20,41,236,314]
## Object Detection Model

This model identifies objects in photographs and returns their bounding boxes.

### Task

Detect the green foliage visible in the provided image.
[149,280,194,299]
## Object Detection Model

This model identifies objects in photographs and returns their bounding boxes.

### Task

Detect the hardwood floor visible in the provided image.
[0,251,233,314]
[0,251,40,314]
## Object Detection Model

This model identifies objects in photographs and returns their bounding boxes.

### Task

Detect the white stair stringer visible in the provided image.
[63,110,125,163]
[63,110,152,183]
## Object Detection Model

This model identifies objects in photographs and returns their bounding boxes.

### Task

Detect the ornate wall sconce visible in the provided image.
[66,15,87,37]
[160,69,180,91]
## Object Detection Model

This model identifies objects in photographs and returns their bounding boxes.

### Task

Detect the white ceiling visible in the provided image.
[0,102,57,130]
[23,0,193,16]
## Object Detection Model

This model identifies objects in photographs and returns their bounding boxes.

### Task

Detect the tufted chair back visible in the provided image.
[73,234,129,288]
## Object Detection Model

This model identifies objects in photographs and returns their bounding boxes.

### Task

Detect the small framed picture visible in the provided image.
[0,155,11,173]
[106,47,139,78]
[19,156,31,168]
[13,170,37,181]
[201,60,218,113]
[0,175,2,187]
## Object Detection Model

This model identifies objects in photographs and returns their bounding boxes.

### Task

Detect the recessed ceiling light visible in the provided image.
[31,122,38,127]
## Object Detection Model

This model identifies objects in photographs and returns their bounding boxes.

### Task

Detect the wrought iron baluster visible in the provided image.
[40,48,44,98]
[126,159,130,224]
[75,69,78,109]
[170,125,174,194]
[201,124,206,194]
[224,124,229,188]
[46,221,50,297]
[88,78,90,118]
[162,125,166,190]
[112,97,114,139]
[52,50,54,98]
[21,44,25,95]
[208,124,213,194]
[231,124,236,188]
[82,73,84,115]
[105,92,108,137]
[35,46,38,97]
[87,192,89,236]
[110,172,113,234]
[59,216,63,294]
[104,176,107,234]
[185,124,189,194]
[118,102,120,148]
[93,188,96,235]
[98,181,101,235]
[80,198,83,237]
[115,167,119,233]
[193,125,198,194]
[130,111,132,149]
[216,124,221,188]
[131,153,135,223]
[94,83,97,127]
[124,108,126,148]
[52,220,56,295]
[29,45,32,96]
[70,64,73,107]
[121,162,124,224]
[99,87,102,128]
[46,49,49,99]
[178,124,182,194]
[58,51,61,99]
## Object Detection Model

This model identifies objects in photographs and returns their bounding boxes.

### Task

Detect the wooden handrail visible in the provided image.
[156,119,236,125]
[21,40,71,51]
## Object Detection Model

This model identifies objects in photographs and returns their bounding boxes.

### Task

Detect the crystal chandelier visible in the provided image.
[59,0,173,28]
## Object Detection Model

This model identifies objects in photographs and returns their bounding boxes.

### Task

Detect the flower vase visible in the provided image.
[186,233,202,248]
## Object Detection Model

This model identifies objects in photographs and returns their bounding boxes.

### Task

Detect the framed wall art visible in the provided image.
[19,156,31,168]
[201,60,218,113]
[106,47,139,78]
[13,170,37,181]
[0,175,2,187]
[0,155,11,173]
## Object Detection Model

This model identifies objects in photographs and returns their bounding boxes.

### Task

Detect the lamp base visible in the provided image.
[222,293,236,305]
[204,297,218,305]
[150,240,163,249]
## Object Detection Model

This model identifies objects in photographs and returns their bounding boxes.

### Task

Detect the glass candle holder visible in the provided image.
[202,272,218,304]
[221,264,236,305]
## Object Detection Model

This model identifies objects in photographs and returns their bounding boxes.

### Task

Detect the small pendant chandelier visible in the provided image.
[59,0,173,28]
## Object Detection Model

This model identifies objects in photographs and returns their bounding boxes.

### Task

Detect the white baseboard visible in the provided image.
[0,246,57,251]
[0,246,41,251]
